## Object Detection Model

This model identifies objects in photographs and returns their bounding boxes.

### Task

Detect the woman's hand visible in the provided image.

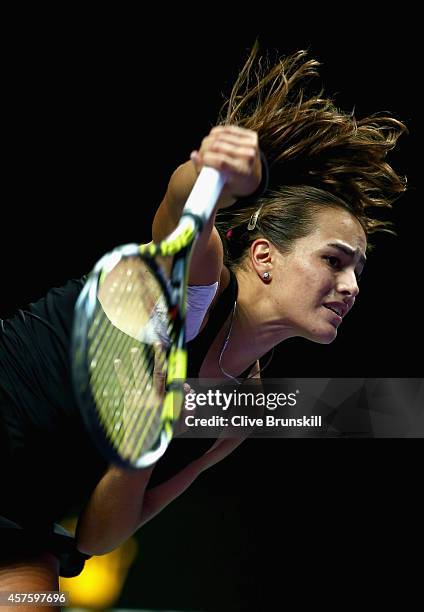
[190,125,262,208]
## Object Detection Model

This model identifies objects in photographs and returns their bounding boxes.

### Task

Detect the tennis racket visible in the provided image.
[71,167,226,469]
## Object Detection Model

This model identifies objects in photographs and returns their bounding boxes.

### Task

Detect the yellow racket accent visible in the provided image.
[139,225,195,258]
[167,347,188,384]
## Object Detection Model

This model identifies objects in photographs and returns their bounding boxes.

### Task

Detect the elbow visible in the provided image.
[76,536,115,557]
[75,523,115,557]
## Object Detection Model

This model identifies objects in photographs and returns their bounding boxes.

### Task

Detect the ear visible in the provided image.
[250,239,273,280]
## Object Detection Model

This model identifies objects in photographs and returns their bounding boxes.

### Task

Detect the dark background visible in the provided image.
[2,13,421,611]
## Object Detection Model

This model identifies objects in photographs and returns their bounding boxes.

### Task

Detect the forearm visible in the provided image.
[75,465,154,556]
[76,437,244,556]
[152,161,229,285]
[152,160,235,243]
[152,126,260,285]
[138,437,245,527]
[152,162,191,243]
[137,460,203,527]
[152,125,260,245]
[75,460,204,556]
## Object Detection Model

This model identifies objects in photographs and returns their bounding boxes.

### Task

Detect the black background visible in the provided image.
[2,12,421,611]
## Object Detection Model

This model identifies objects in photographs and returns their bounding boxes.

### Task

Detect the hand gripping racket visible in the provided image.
[71,167,225,468]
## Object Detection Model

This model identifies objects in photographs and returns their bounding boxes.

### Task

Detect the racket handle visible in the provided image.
[182,167,226,224]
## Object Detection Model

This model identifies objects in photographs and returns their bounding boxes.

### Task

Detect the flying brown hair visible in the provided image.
[215,42,407,265]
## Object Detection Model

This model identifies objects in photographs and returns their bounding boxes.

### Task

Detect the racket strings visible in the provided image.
[87,257,172,463]
[91,309,160,454]
[90,313,165,459]
[119,347,168,460]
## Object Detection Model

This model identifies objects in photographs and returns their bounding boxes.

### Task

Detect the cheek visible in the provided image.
[291,261,332,300]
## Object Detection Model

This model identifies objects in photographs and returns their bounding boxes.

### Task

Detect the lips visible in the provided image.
[323,302,348,318]
[322,306,342,328]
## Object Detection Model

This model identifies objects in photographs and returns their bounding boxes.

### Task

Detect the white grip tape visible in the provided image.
[182,167,226,223]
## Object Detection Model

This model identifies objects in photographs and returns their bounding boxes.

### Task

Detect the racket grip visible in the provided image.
[182,167,226,224]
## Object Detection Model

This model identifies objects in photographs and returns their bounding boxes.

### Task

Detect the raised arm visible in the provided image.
[152,126,262,286]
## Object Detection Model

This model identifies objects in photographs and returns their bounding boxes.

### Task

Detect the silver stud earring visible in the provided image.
[263,272,270,280]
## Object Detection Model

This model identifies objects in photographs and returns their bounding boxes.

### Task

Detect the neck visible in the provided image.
[232,268,296,355]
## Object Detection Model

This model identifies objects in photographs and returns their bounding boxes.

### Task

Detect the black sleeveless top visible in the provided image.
[0,271,253,573]
[0,273,247,507]
[0,278,103,576]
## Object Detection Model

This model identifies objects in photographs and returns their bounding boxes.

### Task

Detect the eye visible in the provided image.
[324,256,341,269]
[324,255,364,283]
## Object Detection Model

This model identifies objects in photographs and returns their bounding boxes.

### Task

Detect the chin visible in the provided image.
[305,327,338,345]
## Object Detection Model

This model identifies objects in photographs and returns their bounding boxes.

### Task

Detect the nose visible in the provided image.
[337,269,360,299]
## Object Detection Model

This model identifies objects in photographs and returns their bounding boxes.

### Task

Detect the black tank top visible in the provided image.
[0,273,253,501]
[0,279,108,526]
[0,271,253,575]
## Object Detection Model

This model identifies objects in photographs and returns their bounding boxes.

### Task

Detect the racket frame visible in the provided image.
[72,168,225,468]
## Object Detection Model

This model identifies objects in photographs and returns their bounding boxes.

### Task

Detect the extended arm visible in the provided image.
[152,126,262,286]
[75,437,244,556]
